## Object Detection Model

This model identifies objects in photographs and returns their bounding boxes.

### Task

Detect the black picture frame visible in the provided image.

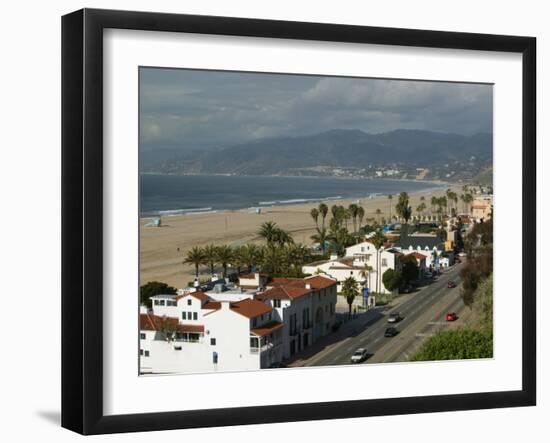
[62,8,536,435]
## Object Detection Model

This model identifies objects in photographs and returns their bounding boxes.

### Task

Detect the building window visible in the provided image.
[210,338,216,346]
[154,300,159,306]
[273,299,281,308]
[187,299,192,306]
[167,300,176,306]
[193,312,198,320]
[188,333,200,343]
[382,258,388,267]
[159,300,165,306]
[182,312,187,320]
[140,333,146,340]
[144,350,150,357]
[174,346,182,351]
[139,349,143,356]
[252,318,257,327]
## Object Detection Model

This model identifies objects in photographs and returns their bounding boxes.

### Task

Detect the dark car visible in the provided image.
[447,281,457,288]
[384,327,398,337]
[387,312,402,323]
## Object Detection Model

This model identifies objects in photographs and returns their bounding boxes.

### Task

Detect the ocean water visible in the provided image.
[140,174,443,217]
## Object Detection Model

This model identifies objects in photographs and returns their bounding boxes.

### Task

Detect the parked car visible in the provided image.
[387,312,402,323]
[446,312,458,322]
[447,281,457,288]
[350,348,369,363]
[384,327,398,337]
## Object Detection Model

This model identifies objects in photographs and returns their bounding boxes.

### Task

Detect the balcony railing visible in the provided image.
[250,342,280,354]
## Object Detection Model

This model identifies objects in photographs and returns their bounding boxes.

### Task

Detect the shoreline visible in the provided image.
[140,184,462,288]
[140,176,451,219]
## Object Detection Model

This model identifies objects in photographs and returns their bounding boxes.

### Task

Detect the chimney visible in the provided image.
[329,253,338,261]
[193,278,200,288]
[305,283,311,290]
[221,301,231,311]
[139,305,148,314]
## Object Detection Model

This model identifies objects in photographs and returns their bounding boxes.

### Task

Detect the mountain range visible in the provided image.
[140,129,492,176]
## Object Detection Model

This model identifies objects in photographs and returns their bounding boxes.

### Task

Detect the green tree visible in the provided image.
[401,255,420,284]
[341,276,360,318]
[215,245,234,278]
[375,208,382,224]
[413,328,493,361]
[357,206,365,230]
[348,203,359,233]
[382,268,402,292]
[238,243,261,272]
[318,203,329,229]
[183,246,205,277]
[140,281,176,308]
[395,192,412,223]
[310,208,319,228]
[388,194,393,220]
[203,244,218,275]
[310,227,328,253]
[258,221,279,244]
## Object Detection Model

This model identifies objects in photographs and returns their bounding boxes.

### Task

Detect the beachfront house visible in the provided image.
[392,224,451,270]
[139,275,337,373]
[301,255,366,292]
[344,241,403,295]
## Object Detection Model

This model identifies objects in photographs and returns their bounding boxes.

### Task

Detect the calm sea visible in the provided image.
[140,174,443,217]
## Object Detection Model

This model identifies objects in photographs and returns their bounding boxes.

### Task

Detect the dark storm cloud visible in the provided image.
[139,68,492,151]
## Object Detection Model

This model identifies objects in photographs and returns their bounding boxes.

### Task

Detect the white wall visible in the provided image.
[0,1,546,442]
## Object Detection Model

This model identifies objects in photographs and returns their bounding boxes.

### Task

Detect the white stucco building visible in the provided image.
[139,274,337,374]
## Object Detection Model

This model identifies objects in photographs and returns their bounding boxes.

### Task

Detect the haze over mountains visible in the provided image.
[140,128,492,178]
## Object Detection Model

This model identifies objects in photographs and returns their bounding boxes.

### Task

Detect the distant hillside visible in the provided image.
[141,128,492,177]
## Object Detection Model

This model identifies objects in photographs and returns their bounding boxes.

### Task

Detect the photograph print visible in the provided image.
[138,68,494,375]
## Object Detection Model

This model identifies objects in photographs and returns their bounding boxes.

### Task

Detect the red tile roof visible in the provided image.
[257,285,311,301]
[250,321,284,337]
[230,298,272,319]
[139,313,204,333]
[176,291,209,302]
[202,301,221,310]
[305,275,338,289]
[409,252,427,261]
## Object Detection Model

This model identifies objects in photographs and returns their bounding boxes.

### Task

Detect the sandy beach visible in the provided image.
[140,184,461,288]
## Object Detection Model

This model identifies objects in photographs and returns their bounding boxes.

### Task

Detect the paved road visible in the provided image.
[297,262,467,367]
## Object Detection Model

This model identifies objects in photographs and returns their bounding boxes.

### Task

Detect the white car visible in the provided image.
[350,348,368,363]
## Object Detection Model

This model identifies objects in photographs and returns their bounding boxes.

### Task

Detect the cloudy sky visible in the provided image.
[140,67,493,152]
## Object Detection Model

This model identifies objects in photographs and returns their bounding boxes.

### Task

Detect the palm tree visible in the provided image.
[341,276,360,318]
[348,203,359,233]
[388,194,393,221]
[239,243,261,272]
[396,192,412,223]
[273,228,294,246]
[183,246,205,277]
[330,204,339,221]
[431,196,437,214]
[260,244,283,276]
[370,230,386,294]
[310,208,319,228]
[416,202,426,215]
[258,221,279,244]
[310,227,328,254]
[360,263,373,297]
[357,206,365,230]
[215,245,234,278]
[203,244,218,275]
[318,203,329,229]
[375,208,382,224]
